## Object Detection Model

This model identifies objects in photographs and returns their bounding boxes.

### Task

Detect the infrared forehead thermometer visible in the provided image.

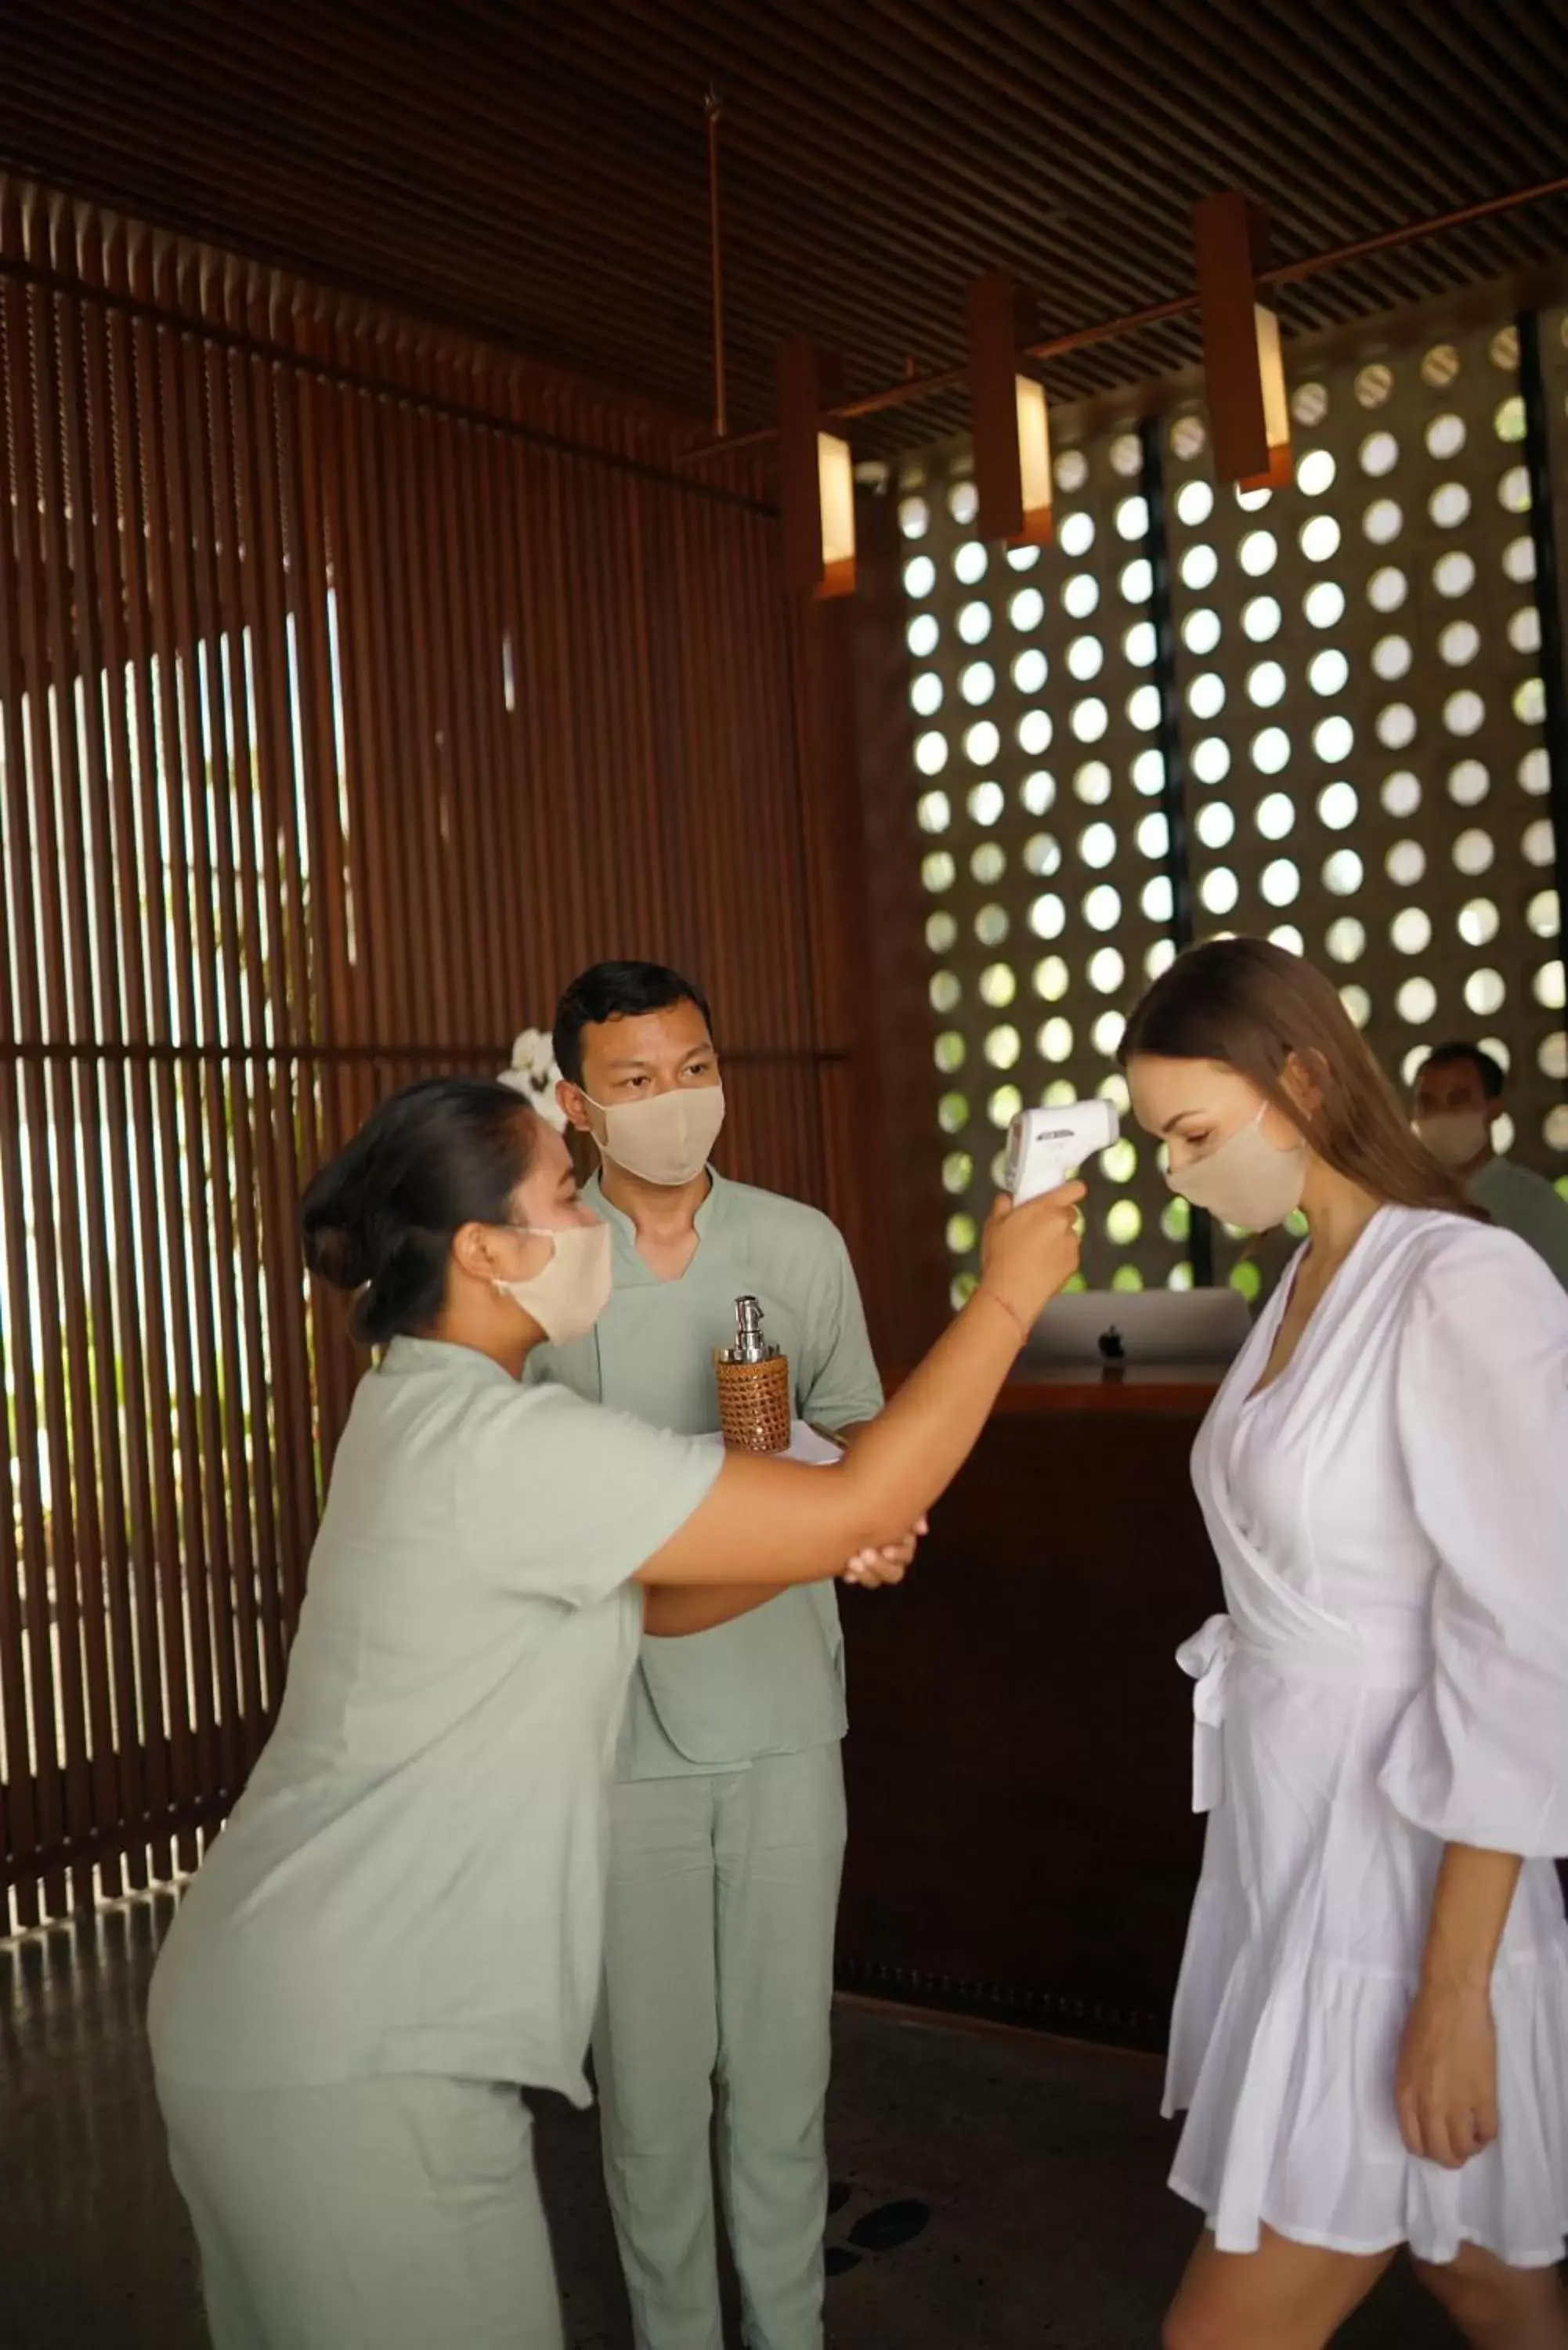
[1004,1099,1120,1204]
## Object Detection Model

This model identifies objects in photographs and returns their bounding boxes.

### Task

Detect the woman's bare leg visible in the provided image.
[1163,2222,1397,2350]
[1413,2243,1568,2349]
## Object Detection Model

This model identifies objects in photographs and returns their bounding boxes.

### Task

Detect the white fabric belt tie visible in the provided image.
[1176,1611,1430,1815]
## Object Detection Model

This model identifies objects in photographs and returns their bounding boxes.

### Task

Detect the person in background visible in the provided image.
[1411,1039,1568,1291]
[147,1073,1084,2350]
[526,959,897,2350]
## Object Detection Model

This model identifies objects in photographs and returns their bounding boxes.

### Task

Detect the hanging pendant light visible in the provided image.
[777,337,856,598]
[965,270,1053,545]
[1191,190,1292,492]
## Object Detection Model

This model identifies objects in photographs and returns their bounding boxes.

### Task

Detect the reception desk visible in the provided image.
[835,1367,1222,2051]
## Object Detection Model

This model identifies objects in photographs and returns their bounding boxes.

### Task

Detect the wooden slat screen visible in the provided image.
[0,179,851,1929]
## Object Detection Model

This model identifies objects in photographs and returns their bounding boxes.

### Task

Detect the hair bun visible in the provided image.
[298,1075,539,1345]
[302,1213,374,1294]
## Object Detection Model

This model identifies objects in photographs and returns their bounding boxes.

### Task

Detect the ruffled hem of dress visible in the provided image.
[1164,1932,1568,2270]
[1166,2173,1568,2270]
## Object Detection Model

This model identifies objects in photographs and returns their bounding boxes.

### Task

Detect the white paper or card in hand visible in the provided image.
[695,1418,844,1466]
[787,1422,847,1466]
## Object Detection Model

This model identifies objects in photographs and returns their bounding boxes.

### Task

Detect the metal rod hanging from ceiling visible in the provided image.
[706,86,728,440]
[679,168,1568,465]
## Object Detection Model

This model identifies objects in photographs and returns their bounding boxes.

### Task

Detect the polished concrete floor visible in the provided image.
[0,1893,1463,2348]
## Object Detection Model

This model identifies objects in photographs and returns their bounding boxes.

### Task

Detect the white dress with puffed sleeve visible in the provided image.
[1165,1205,1568,2265]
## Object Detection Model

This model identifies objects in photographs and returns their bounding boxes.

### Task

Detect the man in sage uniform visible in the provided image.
[1411,1039,1568,1290]
[526,960,895,2350]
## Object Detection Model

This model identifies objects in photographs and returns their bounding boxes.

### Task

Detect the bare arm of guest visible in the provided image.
[1384,1228,1568,2169]
[1396,1845,1523,2168]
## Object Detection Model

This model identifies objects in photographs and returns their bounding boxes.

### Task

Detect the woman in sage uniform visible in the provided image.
[148,1075,1082,2350]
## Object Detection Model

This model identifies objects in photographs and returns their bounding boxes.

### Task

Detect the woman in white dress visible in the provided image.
[1121,938,1568,2350]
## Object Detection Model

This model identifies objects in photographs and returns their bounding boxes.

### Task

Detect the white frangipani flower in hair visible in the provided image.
[497,1028,566,1130]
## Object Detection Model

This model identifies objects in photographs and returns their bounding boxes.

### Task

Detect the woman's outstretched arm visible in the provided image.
[636,1182,1081,1593]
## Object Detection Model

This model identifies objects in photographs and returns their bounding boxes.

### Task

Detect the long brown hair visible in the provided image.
[1119,937,1484,1220]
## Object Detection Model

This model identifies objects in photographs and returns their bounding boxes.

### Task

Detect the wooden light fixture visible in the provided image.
[965,270,1053,545]
[777,337,856,598]
[1191,190,1292,492]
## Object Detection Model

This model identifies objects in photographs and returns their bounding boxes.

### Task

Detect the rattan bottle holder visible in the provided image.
[714,1295,791,1455]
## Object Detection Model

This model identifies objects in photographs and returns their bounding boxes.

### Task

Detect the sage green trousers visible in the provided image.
[158,2070,563,2349]
[593,1742,847,2350]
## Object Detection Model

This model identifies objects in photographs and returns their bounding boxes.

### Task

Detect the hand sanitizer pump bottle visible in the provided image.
[714,1295,791,1455]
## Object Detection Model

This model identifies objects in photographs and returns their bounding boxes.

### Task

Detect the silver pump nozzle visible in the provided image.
[718,1294,779,1365]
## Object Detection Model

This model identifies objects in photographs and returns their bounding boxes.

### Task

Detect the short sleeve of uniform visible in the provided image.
[1378,1224,1568,1856]
[457,1383,724,1611]
[1505,1170,1568,1292]
[796,1222,883,1431]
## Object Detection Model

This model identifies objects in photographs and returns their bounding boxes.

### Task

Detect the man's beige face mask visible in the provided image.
[583,1084,726,1188]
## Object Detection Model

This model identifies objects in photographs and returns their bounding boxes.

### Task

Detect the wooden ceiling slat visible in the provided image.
[1402,5,1568,204]
[1481,0,1568,110]
[13,10,1082,407]
[1325,0,1568,266]
[966,0,1429,260]
[591,0,1181,327]
[1199,6,1513,295]
[446,0,1138,327]
[0,0,1564,444]
[0,128,702,418]
[16,20,735,302]
[1300,3,1539,226]
[0,0,1494,367]
[759,0,1201,265]
[0,82,960,420]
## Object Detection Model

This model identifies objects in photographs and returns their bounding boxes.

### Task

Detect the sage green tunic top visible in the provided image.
[528,1170,884,1778]
[1470,1154,1568,1292]
[148,1339,722,2099]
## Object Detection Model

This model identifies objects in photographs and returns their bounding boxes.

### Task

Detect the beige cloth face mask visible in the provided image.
[1166,1103,1309,1232]
[493,1220,613,1345]
[1414,1111,1490,1170]
[583,1084,726,1188]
